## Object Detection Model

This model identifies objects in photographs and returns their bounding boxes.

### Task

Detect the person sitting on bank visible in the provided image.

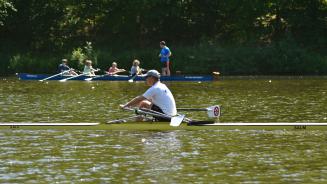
[121,70,177,121]
[58,59,78,75]
[83,60,99,76]
[130,59,143,77]
[106,62,126,75]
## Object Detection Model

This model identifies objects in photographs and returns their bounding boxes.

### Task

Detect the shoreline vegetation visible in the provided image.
[0,1,326,76]
[2,40,326,76]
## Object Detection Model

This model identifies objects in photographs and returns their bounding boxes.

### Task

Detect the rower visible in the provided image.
[121,69,177,121]
[107,62,126,75]
[130,59,143,77]
[58,59,78,75]
[83,60,99,76]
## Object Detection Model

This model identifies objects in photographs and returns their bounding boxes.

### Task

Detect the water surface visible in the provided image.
[0,77,327,183]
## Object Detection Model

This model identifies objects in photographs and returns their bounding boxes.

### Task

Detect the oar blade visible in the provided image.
[84,77,93,81]
[128,75,137,83]
[170,114,185,127]
[207,105,221,118]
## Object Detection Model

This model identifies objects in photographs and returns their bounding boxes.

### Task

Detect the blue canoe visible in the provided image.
[17,73,218,82]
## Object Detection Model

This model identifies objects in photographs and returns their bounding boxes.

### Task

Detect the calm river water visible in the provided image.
[0,76,327,183]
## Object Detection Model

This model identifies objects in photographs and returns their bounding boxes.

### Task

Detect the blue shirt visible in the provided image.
[58,63,70,72]
[160,46,171,62]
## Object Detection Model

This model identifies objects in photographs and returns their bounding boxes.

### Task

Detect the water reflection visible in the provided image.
[0,129,327,183]
[141,131,182,183]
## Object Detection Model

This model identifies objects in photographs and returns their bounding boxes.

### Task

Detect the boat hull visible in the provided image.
[17,73,214,82]
[1,122,327,130]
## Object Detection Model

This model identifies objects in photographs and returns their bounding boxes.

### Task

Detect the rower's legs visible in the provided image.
[139,100,152,109]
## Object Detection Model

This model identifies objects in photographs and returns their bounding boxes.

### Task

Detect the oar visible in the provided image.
[177,105,221,118]
[84,75,104,81]
[123,107,186,127]
[59,73,87,82]
[120,106,215,126]
[128,75,138,83]
[39,70,69,82]
[84,71,122,81]
[170,114,185,127]
[128,68,147,82]
[84,68,105,81]
[139,108,187,126]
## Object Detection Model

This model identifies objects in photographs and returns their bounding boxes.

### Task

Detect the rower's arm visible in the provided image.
[122,95,146,108]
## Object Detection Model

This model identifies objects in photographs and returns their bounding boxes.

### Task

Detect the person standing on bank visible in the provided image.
[159,41,172,76]
[120,70,177,121]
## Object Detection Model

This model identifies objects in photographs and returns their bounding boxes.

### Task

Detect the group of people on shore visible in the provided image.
[58,41,172,77]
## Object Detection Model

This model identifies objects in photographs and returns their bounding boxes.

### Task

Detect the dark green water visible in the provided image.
[0,77,327,183]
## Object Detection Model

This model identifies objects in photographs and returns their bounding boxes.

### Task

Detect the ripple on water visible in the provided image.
[1,78,327,183]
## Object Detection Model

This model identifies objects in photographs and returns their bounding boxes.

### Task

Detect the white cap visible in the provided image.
[144,70,160,79]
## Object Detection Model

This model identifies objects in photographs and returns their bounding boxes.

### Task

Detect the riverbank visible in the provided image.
[1,41,326,76]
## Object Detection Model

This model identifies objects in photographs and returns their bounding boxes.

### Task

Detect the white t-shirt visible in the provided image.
[143,81,177,116]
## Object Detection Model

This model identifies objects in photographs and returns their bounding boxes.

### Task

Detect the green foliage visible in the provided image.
[0,0,326,75]
[71,41,98,69]
[0,0,16,26]
[71,48,86,63]
[9,54,58,73]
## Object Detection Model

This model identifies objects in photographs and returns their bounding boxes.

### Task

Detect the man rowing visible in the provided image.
[121,70,177,121]
[58,59,78,75]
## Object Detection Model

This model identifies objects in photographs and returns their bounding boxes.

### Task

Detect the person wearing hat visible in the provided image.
[121,69,177,121]
[58,59,78,75]
[130,59,143,76]
[159,41,172,76]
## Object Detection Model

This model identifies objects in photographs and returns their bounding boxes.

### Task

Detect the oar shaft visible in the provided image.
[139,108,193,123]
[60,73,87,81]
[123,107,172,120]
[138,108,172,119]
[40,70,69,81]
[177,108,207,111]
[85,75,103,81]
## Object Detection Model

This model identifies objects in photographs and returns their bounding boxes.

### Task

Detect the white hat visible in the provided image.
[144,70,160,79]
